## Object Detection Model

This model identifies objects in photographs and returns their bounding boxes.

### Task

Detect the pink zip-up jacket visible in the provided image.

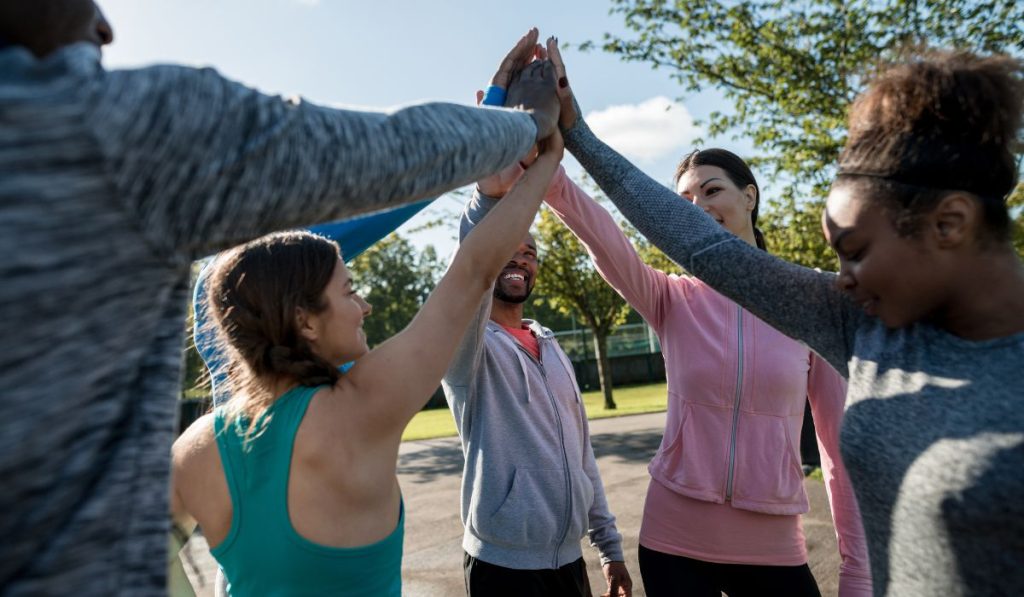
[545,167,872,594]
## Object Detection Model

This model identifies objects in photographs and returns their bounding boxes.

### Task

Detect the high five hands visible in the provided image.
[477,30,578,199]
[490,28,561,142]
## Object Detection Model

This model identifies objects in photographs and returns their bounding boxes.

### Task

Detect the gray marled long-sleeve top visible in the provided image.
[564,117,1024,596]
[0,43,535,595]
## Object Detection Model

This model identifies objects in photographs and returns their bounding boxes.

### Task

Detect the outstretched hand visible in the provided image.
[490,28,541,90]
[506,59,560,141]
[546,36,578,131]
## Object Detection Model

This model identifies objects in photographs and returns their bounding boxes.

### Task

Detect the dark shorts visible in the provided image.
[464,552,593,597]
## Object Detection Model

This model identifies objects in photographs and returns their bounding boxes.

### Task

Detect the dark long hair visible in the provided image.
[206,231,343,427]
[674,148,768,251]
[836,51,1022,243]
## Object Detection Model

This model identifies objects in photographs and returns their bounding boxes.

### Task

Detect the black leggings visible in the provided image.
[638,544,821,597]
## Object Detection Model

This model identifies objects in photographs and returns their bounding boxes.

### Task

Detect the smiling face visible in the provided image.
[493,234,538,304]
[301,259,373,366]
[675,164,758,245]
[823,181,956,327]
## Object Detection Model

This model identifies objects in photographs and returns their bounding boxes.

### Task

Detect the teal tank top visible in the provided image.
[210,385,404,596]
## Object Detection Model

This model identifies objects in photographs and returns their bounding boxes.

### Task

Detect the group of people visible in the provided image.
[2,2,1022,596]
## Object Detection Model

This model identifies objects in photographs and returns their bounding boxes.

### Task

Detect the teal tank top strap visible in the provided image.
[211,385,324,558]
[211,384,405,596]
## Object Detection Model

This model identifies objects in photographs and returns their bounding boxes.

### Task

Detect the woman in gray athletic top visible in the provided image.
[546,39,1024,597]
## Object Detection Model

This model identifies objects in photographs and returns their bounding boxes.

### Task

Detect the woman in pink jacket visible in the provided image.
[543,147,871,596]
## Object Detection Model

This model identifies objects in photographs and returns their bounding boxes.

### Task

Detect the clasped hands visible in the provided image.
[478,28,579,199]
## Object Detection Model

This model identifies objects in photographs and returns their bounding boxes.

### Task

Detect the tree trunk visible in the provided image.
[593,331,616,410]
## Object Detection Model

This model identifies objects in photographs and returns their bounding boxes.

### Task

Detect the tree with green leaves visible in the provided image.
[347,233,443,347]
[593,0,1024,265]
[534,203,634,410]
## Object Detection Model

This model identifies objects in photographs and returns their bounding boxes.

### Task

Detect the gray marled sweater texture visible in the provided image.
[0,43,535,595]
[564,118,1024,596]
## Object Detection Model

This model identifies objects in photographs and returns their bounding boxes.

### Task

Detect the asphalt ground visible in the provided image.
[182,411,842,596]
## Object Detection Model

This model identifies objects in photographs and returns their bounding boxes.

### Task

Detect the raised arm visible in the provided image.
[92,33,556,260]
[546,38,861,375]
[806,355,873,596]
[345,66,562,439]
[545,166,674,329]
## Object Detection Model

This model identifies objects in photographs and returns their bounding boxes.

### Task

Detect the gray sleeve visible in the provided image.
[443,190,499,390]
[93,65,536,260]
[583,429,624,564]
[563,118,862,375]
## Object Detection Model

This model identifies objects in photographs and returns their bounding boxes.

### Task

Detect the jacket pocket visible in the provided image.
[650,401,731,501]
[731,413,808,514]
[563,468,595,544]
[479,468,568,548]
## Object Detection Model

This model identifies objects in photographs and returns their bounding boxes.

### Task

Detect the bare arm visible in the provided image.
[346,115,563,441]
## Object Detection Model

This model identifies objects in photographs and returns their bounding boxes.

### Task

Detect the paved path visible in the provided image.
[183,411,842,596]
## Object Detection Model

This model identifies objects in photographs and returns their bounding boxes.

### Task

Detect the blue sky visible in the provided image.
[98,0,755,255]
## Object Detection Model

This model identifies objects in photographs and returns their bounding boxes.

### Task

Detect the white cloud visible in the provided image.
[291,0,320,5]
[585,96,700,164]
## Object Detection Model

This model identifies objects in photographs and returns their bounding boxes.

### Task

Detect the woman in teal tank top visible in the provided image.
[210,385,405,596]
[167,62,563,595]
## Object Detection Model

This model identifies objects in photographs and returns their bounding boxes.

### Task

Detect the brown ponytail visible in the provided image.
[207,231,343,429]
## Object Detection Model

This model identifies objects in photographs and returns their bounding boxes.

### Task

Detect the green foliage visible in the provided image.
[182,260,211,402]
[347,233,443,347]
[596,0,1024,267]
[534,200,634,408]
[402,381,669,441]
[759,196,839,270]
[1009,182,1024,259]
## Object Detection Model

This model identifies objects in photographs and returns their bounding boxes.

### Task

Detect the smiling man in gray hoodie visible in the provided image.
[442,158,633,597]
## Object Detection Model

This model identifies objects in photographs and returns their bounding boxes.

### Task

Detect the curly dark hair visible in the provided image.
[836,51,1023,241]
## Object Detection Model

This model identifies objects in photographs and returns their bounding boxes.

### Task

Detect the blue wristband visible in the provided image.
[482,85,507,107]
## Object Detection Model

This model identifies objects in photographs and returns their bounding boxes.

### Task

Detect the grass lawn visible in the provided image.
[401,381,668,442]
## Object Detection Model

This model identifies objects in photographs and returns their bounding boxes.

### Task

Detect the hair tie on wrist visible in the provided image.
[482,85,507,107]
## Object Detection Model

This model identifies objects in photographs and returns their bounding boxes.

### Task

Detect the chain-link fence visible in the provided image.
[552,322,661,362]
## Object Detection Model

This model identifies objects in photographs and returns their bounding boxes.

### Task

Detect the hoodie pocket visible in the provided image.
[563,468,595,544]
[731,414,808,513]
[480,468,568,548]
[651,401,731,500]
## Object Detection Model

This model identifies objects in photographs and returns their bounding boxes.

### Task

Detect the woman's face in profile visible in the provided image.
[823,182,951,328]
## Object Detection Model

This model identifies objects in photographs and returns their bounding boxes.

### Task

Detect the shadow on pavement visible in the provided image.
[399,442,465,483]
[590,429,663,463]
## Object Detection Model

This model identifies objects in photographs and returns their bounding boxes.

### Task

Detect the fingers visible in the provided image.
[545,36,578,130]
[503,28,537,68]
[475,90,484,106]
[546,36,570,97]
[503,28,538,73]
[492,28,540,88]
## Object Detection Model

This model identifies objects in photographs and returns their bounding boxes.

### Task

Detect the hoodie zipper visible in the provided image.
[725,305,744,501]
[538,360,574,569]
[502,327,574,568]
